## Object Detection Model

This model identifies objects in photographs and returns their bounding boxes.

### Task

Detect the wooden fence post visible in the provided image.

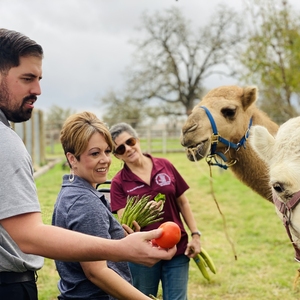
[162,130,167,154]
[147,128,152,153]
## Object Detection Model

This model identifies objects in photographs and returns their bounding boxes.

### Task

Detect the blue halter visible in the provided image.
[200,106,253,170]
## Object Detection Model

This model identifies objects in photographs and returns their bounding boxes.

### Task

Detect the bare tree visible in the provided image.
[125,5,244,115]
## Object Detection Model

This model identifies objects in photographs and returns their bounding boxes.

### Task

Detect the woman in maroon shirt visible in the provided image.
[109,122,201,300]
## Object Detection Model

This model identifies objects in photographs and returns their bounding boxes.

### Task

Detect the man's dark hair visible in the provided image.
[0,28,43,74]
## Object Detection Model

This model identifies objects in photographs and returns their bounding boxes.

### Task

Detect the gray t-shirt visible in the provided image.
[0,109,44,272]
[52,175,132,299]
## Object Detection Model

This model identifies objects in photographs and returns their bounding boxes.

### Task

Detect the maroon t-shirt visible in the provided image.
[110,154,189,256]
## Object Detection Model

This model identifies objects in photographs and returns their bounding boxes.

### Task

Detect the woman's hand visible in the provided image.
[146,200,163,211]
[123,220,141,235]
[185,235,201,258]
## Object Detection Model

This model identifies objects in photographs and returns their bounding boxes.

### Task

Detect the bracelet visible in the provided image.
[191,231,201,237]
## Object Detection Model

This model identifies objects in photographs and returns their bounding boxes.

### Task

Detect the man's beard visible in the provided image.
[0,79,35,123]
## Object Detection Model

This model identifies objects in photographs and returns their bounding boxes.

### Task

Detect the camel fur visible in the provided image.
[180,85,278,202]
[250,117,300,251]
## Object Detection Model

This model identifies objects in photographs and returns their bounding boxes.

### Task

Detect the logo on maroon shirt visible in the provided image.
[155,173,171,186]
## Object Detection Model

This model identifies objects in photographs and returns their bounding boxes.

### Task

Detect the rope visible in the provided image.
[188,147,238,260]
[208,164,238,261]
[293,268,300,291]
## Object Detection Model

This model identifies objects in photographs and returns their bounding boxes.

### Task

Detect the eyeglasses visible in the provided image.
[114,137,137,155]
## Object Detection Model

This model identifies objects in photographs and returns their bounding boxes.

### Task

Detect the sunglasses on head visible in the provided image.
[114,137,137,155]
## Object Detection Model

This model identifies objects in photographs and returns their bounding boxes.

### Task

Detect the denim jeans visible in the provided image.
[129,254,190,300]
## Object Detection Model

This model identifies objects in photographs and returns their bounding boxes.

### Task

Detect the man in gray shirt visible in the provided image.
[0,28,176,300]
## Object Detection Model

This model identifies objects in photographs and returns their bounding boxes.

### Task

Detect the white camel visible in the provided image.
[250,116,300,261]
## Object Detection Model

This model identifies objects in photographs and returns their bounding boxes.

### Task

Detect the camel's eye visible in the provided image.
[272,182,284,193]
[221,107,236,120]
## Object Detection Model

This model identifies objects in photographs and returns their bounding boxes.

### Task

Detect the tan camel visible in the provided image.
[249,117,300,259]
[180,85,278,202]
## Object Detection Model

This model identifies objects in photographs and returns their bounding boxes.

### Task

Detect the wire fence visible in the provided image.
[45,121,186,155]
[11,106,290,171]
[12,113,185,170]
[137,128,184,153]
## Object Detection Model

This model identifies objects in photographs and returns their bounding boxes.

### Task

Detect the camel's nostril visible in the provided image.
[189,124,198,132]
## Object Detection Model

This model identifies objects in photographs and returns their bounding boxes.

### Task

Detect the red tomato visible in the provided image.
[153,221,181,249]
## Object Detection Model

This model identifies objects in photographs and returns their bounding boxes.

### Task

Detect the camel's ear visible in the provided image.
[249,125,275,164]
[241,86,258,111]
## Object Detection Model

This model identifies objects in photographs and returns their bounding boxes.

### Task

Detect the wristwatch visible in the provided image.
[191,230,201,237]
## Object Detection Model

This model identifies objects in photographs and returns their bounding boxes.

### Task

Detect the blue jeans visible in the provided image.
[129,254,189,300]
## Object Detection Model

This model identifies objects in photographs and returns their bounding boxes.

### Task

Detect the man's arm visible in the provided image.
[1,212,176,266]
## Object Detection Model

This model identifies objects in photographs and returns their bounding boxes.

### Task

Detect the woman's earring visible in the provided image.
[69,169,75,182]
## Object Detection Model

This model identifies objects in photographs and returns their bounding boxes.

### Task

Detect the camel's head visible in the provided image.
[181,85,257,162]
[250,117,300,204]
[250,117,300,251]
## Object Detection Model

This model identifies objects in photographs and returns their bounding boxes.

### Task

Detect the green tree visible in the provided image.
[46,105,76,131]
[45,105,76,153]
[124,6,244,116]
[101,91,143,128]
[239,0,300,123]
[100,90,186,127]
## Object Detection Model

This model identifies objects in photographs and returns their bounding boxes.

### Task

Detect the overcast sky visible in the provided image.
[1,0,300,118]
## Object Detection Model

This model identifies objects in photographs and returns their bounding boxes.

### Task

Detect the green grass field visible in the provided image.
[35,152,300,300]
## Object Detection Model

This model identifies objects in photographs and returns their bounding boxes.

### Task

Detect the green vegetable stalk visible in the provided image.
[154,193,166,202]
[149,294,159,300]
[120,194,165,230]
